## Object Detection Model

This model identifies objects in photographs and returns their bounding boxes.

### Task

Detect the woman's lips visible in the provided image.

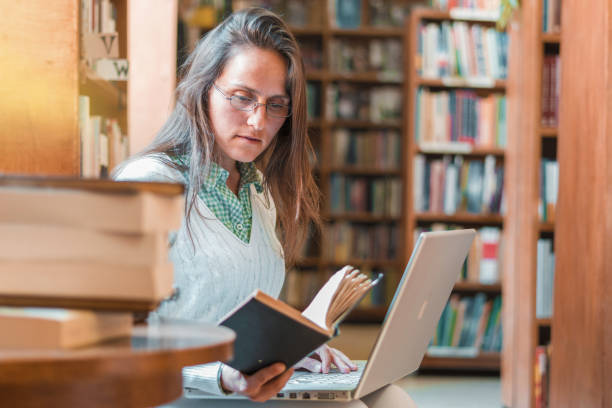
[237,135,262,142]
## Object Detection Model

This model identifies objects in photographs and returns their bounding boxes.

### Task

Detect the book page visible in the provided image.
[301,266,351,330]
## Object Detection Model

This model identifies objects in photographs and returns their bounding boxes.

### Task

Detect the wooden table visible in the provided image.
[0,322,235,408]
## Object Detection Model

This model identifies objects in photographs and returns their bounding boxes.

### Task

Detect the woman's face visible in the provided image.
[208,46,289,169]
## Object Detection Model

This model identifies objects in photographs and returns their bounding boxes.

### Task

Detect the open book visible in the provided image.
[219,266,382,375]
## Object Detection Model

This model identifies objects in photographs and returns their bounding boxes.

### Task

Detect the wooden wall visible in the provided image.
[127,0,178,155]
[550,0,612,406]
[0,1,80,175]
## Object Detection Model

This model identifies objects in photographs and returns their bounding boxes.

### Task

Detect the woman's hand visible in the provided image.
[294,344,358,374]
[220,363,294,402]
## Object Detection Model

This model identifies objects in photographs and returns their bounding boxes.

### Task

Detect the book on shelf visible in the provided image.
[429,0,503,15]
[539,158,558,222]
[79,95,129,178]
[429,292,502,353]
[81,0,118,35]
[541,55,560,127]
[542,0,562,33]
[326,84,402,123]
[534,344,552,408]
[329,174,402,216]
[329,38,403,79]
[92,58,129,81]
[536,239,555,319]
[219,267,381,374]
[417,19,508,80]
[332,129,401,169]
[0,307,132,349]
[414,88,507,149]
[325,222,398,262]
[413,154,504,215]
[329,0,362,28]
[369,1,412,27]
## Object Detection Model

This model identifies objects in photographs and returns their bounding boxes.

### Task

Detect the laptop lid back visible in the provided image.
[354,229,476,399]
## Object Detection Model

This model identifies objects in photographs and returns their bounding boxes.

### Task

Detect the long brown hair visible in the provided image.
[114,7,320,266]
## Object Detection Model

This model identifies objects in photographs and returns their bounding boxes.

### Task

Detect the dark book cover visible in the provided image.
[220,295,332,375]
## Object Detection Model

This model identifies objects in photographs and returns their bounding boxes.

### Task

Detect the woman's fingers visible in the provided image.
[329,347,358,372]
[294,356,322,372]
[244,363,286,396]
[250,367,295,402]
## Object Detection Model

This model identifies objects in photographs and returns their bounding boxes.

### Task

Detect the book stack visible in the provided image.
[0,176,185,349]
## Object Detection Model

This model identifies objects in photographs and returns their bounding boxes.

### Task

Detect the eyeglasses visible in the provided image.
[213,83,291,118]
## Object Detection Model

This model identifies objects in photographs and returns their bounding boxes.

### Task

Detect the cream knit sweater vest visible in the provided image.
[114,155,286,324]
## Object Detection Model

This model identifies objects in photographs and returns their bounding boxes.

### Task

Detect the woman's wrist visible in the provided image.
[217,364,233,395]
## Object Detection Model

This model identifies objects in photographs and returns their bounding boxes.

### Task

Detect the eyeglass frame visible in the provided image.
[212,83,292,118]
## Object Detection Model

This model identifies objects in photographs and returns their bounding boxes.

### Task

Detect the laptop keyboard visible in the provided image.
[286,360,366,386]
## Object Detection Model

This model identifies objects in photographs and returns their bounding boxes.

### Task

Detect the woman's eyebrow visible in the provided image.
[228,81,289,100]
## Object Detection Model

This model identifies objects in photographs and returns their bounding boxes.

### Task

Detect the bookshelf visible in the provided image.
[503,0,560,406]
[405,7,508,371]
[263,0,426,322]
[0,1,129,177]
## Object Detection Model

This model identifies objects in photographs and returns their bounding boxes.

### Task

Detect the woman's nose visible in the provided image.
[247,103,266,130]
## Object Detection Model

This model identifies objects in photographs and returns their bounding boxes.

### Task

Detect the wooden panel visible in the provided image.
[0,1,79,175]
[127,0,178,155]
[503,1,542,406]
[549,0,611,406]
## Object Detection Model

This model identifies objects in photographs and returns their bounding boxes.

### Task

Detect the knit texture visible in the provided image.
[114,154,285,395]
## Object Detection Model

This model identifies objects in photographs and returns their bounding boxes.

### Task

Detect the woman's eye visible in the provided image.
[233,94,253,103]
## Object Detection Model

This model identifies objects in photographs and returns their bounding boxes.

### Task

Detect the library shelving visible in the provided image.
[405,7,509,371]
[264,0,425,322]
[1,0,129,177]
[503,0,560,406]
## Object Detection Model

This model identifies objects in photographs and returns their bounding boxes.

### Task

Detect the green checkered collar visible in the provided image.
[204,161,263,194]
[172,155,263,194]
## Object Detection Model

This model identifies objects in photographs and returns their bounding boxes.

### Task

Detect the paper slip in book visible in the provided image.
[0,307,132,349]
[219,267,382,375]
[0,176,185,233]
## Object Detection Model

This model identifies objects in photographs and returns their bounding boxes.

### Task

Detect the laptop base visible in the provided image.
[170,384,416,407]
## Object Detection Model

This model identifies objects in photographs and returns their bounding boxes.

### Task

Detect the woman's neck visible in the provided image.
[217,155,240,196]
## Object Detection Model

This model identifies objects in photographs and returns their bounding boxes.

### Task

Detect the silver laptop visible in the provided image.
[184,229,476,402]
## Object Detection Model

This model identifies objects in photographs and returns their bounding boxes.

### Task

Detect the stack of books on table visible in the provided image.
[0,176,184,349]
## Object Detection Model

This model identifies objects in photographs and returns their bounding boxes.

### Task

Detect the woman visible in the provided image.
[114,7,356,402]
